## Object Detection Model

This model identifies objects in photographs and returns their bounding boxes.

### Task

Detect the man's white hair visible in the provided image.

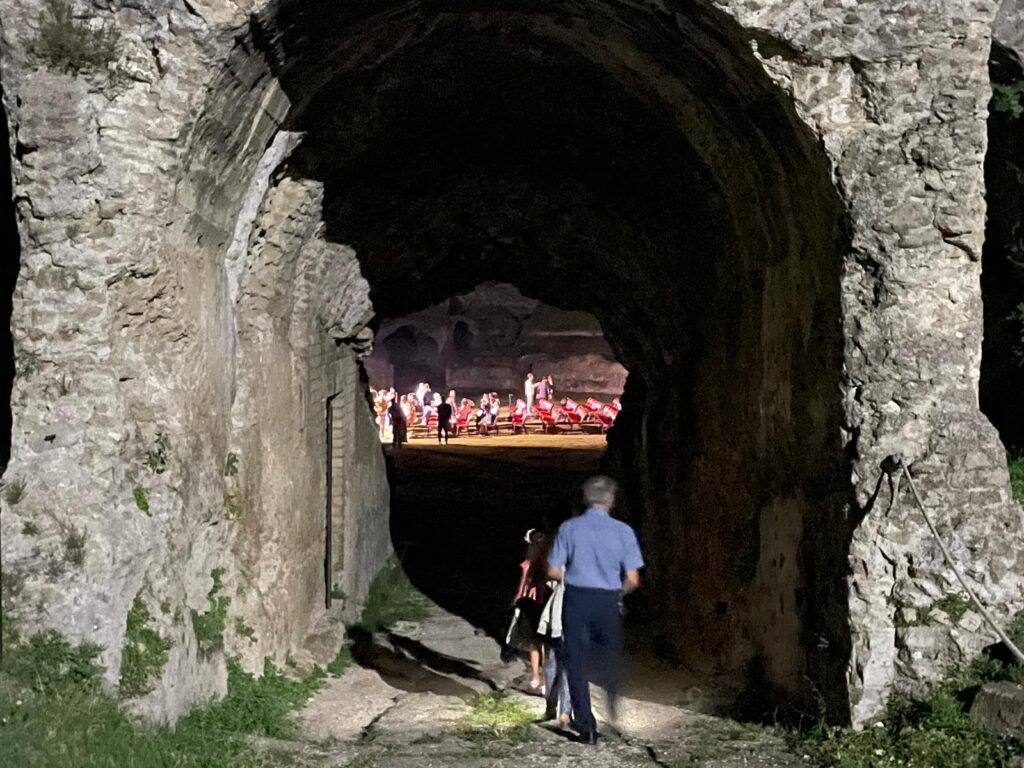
[583,475,617,507]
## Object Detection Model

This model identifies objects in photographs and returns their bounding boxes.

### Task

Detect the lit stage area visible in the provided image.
[366,283,626,443]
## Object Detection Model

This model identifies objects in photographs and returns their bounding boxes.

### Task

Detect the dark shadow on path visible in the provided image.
[347,625,483,701]
[387,439,602,642]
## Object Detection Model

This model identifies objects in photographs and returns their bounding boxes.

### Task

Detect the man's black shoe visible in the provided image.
[576,730,599,745]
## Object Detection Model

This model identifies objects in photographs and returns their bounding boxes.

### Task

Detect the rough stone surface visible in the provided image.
[0,0,391,722]
[0,0,1022,727]
[366,282,627,395]
[997,0,1024,65]
[970,681,1024,738]
[298,666,401,743]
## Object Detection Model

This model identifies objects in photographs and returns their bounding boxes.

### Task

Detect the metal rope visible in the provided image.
[895,456,1024,666]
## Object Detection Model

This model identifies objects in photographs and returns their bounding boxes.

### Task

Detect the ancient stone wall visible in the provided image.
[737,0,1024,720]
[329,345,391,624]
[225,173,388,673]
[368,282,627,397]
[0,0,390,722]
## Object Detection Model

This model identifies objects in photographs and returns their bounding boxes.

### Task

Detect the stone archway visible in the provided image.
[0,0,1021,728]
[379,325,443,394]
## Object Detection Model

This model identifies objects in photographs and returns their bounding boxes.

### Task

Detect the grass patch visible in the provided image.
[119,597,172,698]
[459,693,536,744]
[892,592,974,627]
[993,82,1024,120]
[1,626,322,767]
[802,626,1024,768]
[191,567,230,656]
[1,629,103,694]
[930,593,970,624]
[327,643,353,677]
[352,558,429,634]
[1009,453,1024,504]
[805,691,1019,768]
[179,658,324,739]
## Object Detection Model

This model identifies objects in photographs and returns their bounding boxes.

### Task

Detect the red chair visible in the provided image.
[596,404,618,430]
[611,397,622,411]
[584,397,605,415]
[561,397,585,429]
[453,404,473,436]
[534,399,560,431]
[511,399,529,433]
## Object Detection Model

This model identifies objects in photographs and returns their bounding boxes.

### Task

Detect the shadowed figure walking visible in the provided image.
[437,399,452,444]
[389,397,407,448]
[547,475,643,745]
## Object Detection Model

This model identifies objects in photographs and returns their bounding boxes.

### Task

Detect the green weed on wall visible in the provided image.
[119,597,172,698]
[1009,454,1024,504]
[191,568,230,656]
[133,485,150,515]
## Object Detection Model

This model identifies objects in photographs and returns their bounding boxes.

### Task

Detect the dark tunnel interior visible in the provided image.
[246,0,852,721]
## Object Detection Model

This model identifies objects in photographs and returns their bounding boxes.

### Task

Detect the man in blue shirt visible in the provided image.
[547,475,643,744]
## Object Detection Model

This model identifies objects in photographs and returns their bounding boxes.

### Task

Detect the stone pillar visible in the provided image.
[725,0,1024,720]
[0,1,391,722]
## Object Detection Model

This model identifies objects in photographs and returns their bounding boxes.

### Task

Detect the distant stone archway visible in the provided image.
[0,0,1020,728]
[452,322,474,358]
[379,325,442,394]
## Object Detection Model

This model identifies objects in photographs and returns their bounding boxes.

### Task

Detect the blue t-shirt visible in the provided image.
[548,507,644,591]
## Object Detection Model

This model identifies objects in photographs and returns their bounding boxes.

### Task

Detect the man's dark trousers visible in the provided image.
[563,585,623,736]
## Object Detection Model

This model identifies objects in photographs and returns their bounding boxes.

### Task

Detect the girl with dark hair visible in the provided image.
[506,529,551,691]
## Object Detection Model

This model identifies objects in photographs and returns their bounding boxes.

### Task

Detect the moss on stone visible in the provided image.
[133,485,150,516]
[931,593,971,624]
[119,596,172,698]
[459,693,535,743]
[191,568,230,656]
[235,618,256,644]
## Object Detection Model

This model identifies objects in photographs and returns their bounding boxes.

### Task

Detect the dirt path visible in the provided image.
[277,438,808,767]
[285,602,804,767]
